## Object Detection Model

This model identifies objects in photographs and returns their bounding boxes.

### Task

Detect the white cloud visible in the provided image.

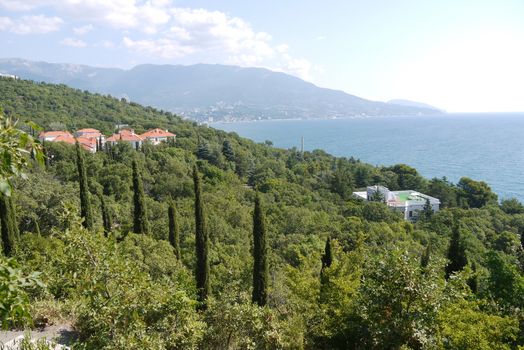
[123,36,195,58]
[0,1,314,80]
[0,15,63,34]
[60,37,87,48]
[0,0,43,11]
[73,24,93,35]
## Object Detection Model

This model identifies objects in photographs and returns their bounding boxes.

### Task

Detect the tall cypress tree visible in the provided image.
[252,193,268,306]
[100,194,112,236]
[168,200,181,260]
[445,222,468,279]
[0,195,17,256]
[320,236,333,302]
[76,141,93,229]
[420,242,431,269]
[132,159,150,234]
[193,165,209,308]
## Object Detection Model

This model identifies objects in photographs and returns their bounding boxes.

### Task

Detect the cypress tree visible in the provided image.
[467,262,478,293]
[168,200,181,260]
[100,194,112,236]
[252,193,269,306]
[132,159,150,234]
[321,236,333,272]
[422,198,433,220]
[0,195,17,256]
[193,165,209,308]
[420,243,431,269]
[320,236,333,302]
[76,141,93,229]
[445,222,468,279]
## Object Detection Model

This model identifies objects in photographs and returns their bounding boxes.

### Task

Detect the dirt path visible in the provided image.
[0,324,76,349]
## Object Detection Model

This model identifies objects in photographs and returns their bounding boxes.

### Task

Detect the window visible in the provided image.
[409,211,413,217]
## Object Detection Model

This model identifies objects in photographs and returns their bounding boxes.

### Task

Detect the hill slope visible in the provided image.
[0,58,441,121]
[0,77,522,349]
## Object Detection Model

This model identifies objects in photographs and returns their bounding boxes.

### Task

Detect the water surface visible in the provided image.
[214,113,524,201]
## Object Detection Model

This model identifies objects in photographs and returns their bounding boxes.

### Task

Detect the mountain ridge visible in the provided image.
[0,58,442,122]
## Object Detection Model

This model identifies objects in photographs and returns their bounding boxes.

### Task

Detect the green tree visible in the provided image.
[420,243,431,269]
[457,177,497,208]
[221,140,235,162]
[320,236,333,302]
[0,195,18,256]
[193,165,209,308]
[132,159,150,234]
[99,194,112,236]
[252,193,268,306]
[445,222,468,278]
[0,115,43,196]
[168,200,181,260]
[421,198,433,220]
[76,141,93,229]
[500,198,524,214]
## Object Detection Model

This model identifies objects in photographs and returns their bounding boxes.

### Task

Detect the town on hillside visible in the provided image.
[39,126,176,153]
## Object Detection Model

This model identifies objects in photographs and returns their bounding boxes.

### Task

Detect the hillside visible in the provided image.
[0,77,523,349]
[0,58,441,122]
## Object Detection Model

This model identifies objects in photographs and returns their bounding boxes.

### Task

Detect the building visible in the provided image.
[75,128,105,151]
[353,185,440,221]
[140,128,176,145]
[106,129,144,149]
[39,130,97,153]
[38,130,74,142]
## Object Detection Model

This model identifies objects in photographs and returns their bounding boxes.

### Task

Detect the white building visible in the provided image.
[353,185,440,221]
[140,128,176,145]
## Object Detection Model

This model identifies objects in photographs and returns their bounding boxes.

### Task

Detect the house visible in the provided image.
[353,185,440,221]
[140,128,176,145]
[39,130,74,142]
[106,129,144,150]
[75,128,105,151]
[39,130,97,153]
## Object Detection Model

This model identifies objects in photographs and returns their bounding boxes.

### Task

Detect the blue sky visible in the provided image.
[1,0,523,112]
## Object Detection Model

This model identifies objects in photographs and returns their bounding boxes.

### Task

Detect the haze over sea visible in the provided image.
[215,113,524,202]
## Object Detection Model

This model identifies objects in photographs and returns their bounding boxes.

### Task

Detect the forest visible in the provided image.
[0,77,523,349]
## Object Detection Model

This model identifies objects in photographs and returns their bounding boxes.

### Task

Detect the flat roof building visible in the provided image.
[354,185,440,221]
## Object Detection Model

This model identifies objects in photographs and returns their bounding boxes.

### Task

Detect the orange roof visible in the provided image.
[77,128,100,133]
[77,137,97,151]
[53,134,75,144]
[140,128,176,138]
[39,130,73,138]
[107,129,143,142]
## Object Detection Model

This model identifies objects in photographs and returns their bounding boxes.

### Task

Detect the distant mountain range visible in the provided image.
[0,58,442,122]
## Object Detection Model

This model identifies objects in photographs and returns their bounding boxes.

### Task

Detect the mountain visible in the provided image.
[0,58,442,122]
[388,99,444,112]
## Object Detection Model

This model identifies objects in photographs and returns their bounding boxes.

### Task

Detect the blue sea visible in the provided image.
[214,113,524,201]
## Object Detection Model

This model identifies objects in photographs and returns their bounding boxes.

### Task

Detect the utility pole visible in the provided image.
[301,136,304,154]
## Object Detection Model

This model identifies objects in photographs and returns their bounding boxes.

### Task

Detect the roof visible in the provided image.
[388,191,440,206]
[53,134,75,144]
[140,128,176,138]
[39,130,73,138]
[107,129,143,142]
[76,128,100,133]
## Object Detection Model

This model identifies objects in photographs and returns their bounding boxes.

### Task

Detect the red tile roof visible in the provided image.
[39,130,73,138]
[140,128,176,138]
[77,128,100,133]
[106,129,144,142]
[76,128,103,138]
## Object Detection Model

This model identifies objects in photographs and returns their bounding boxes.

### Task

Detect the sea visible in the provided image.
[213,113,524,202]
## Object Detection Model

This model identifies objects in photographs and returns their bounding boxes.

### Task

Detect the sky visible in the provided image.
[0,0,523,112]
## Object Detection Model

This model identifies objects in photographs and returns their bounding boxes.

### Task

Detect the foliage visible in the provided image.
[76,141,93,229]
[193,165,210,308]
[0,79,523,348]
[0,256,43,329]
[252,194,268,306]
